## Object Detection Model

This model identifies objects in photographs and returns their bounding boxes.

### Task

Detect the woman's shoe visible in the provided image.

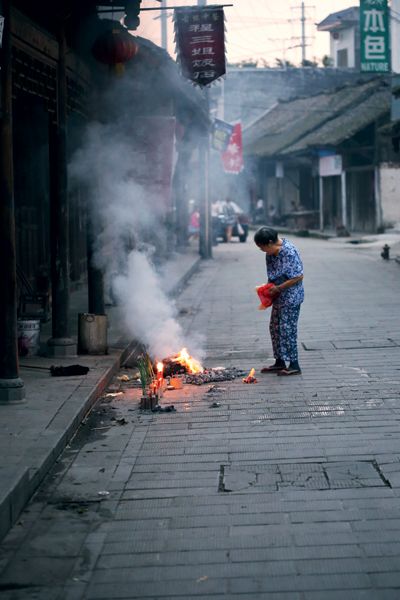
[261,362,285,373]
[277,367,301,376]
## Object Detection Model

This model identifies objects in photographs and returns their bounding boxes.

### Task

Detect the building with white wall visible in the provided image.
[317,7,360,69]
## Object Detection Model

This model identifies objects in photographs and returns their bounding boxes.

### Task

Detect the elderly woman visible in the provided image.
[254,226,304,376]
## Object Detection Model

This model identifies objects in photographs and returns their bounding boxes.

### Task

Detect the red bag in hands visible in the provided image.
[256,283,276,310]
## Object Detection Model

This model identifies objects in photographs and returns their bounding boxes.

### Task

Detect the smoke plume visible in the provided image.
[69,116,195,360]
[113,250,184,358]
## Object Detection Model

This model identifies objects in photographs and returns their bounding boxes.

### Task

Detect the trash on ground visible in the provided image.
[186,367,246,385]
[97,491,110,497]
[117,374,130,382]
[151,404,176,413]
[206,385,227,394]
[50,364,90,377]
[104,392,124,398]
[111,417,128,425]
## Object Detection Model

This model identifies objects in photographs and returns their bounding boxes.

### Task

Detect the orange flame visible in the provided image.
[172,347,204,374]
[243,367,257,384]
[156,362,164,384]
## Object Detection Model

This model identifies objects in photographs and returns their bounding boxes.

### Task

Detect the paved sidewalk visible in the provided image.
[0,247,201,541]
[1,236,400,599]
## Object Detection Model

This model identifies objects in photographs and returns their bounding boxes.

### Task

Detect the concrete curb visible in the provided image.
[169,257,203,297]
[0,346,130,543]
[0,467,30,540]
[250,224,334,241]
[0,256,202,542]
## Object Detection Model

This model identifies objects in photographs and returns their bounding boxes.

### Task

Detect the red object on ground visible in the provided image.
[256,283,276,309]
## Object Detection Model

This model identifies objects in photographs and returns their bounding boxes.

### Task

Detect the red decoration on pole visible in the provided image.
[221,123,244,174]
[174,7,226,87]
[92,29,139,74]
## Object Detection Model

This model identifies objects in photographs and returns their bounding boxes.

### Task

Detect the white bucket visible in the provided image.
[17,319,41,357]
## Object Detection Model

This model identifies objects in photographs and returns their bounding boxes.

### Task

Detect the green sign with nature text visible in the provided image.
[360,0,390,73]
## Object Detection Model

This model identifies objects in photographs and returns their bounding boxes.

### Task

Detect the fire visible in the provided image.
[156,361,164,383]
[243,367,257,384]
[172,347,204,374]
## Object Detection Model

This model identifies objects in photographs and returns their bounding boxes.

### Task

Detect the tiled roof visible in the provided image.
[317,7,359,31]
[282,89,389,155]
[243,78,390,158]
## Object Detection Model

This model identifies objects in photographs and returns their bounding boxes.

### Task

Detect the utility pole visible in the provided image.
[291,2,314,65]
[161,0,167,51]
[0,0,25,403]
[301,1,306,64]
[197,0,212,258]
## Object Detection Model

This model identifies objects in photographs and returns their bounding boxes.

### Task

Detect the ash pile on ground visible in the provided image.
[185,367,247,385]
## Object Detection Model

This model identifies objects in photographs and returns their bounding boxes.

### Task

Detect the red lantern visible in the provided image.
[92,29,139,75]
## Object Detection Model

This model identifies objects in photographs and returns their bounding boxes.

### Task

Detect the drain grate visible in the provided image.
[219,461,391,493]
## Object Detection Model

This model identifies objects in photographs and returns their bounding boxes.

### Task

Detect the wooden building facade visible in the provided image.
[0,0,208,402]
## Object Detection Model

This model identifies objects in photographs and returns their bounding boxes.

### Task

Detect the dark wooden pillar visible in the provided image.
[47,23,75,356]
[0,0,25,403]
[87,221,105,315]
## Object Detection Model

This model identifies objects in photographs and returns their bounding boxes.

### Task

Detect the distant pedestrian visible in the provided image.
[267,203,277,225]
[254,226,304,376]
[222,198,236,243]
[188,207,200,241]
[211,200,220,245]
[255,198,264,224]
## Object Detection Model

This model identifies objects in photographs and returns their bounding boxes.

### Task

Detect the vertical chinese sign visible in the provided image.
[221,123,244,174]
[174,6,226,87]
[360,0,390,73]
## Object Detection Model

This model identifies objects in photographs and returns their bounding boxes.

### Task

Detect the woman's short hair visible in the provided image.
[254,226,278,246]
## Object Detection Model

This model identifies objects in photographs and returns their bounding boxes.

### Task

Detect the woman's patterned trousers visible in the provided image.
[269,304,301,363]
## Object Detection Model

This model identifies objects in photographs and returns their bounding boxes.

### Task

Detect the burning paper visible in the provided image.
[243,368,257,384]
[171,347,204,374]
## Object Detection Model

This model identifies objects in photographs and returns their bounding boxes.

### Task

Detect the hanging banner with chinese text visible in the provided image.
[221,123,244,174]
[212,119,234,151]
[174,6,226,87]
[360,0,390,73]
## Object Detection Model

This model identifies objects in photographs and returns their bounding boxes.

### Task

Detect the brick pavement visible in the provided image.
[1,237,400,599]
[0,247,200,542]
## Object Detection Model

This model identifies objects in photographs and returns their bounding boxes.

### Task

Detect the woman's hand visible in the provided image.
[269,285,281,297]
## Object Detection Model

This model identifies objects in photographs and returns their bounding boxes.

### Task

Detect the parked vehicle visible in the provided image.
[214,201,249,243]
